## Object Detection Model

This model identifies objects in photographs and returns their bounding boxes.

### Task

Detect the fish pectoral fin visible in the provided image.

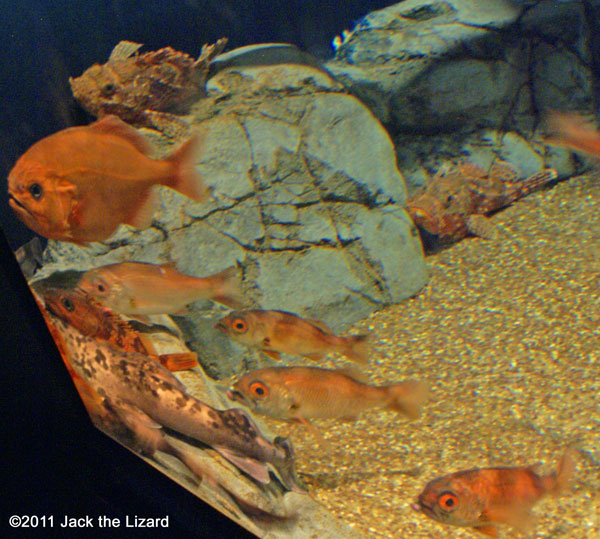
[292,416,330,449]
[303,351,326,362]
[213,446,270,484]
[157,352,198,371]
[125,186,159,229]
[481,504,534,534]
[466,214,497,240]
[262,349,281,361]
[473,525,498,537]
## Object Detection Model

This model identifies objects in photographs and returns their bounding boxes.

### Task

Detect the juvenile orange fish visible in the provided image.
[7,115,208,244]
[545,110,600,157]
[77,261,245,315]
[227,366,428,425]
[215,310,370,363]
[413,449,576,537]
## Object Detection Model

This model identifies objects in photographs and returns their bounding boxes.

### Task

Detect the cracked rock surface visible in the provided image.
[42,58,427,378]
[326,0,600,189]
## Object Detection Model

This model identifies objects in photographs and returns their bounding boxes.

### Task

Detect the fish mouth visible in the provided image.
[412,498,434,517]
[226,388,246,403]
[214,321,227,332]
[8,194,33,217]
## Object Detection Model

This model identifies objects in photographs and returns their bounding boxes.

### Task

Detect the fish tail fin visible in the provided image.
[544,110,600,157]
[209,265,246,309]
[342,334,370,364]
[544,447,577,495]
[165,133,210,202]
[385,380,429,419]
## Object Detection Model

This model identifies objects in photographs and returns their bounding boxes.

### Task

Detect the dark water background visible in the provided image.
[0,0,396,248]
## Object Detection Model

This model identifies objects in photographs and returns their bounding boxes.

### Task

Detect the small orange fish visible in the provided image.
[227,366,428,426]
[7,115,208,244]
[544,110,600,157]
[215,310,370,363]
[77,261,245,316]
[413,449,576,537]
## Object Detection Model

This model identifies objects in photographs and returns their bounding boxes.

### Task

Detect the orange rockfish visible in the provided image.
[544,110,600,157]
[227,366,428,425]
[215,310,370,363]
[77,262,245,315]
[7,115,208,244]
[412,449,576,537]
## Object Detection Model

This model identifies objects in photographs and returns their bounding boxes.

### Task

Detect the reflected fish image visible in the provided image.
[545,110,600,157]
[36,280,198,371]
[227,366,428,425]
[7,115,208,244]
[215,310,370,363]
[412,449,576,537]
[77,261,245,315]
[41,308,302,493]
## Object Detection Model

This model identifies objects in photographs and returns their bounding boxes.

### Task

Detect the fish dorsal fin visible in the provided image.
[88,115,153,155]
[306,318,332,333]
[109,40,143,61]
[335,366,368,384]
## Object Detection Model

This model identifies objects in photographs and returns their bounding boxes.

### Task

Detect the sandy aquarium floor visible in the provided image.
[251,172,599,538]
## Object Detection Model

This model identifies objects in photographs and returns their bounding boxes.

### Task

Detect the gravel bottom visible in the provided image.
[257,172,599,538]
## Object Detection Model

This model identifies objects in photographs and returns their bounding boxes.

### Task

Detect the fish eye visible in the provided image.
[96,283,105,292]
[102,82,116,95]
[61,297,75,312]
[232,318,248,333]
[29,183,43,200]
[438,492,458,512]
[249,381,268,398]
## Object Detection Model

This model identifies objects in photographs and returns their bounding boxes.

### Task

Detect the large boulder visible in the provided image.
[41,54,427,378]
[326,0,599,188]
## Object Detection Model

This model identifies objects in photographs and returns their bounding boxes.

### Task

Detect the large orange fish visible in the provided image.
[227,366,428,426]
[7,115,208,243]
[544,110,600,157]
[77,261,245,315]
[412,449,576,537]
[215,310,370,363]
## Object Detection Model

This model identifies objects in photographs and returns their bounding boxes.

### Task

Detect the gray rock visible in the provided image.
[43,59,428,379]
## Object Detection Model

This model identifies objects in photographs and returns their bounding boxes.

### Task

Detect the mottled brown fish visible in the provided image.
[36,280,198,371]
[7,115,208,244]
[406,161,557,249]
[227,366,428,426]
[215,310,370,363]
[412,449,576,537]
[70,39,227,128]
[40,307,302,492]
[77,261,245,316]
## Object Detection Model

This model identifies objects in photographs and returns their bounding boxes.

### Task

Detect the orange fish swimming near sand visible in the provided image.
[77,261,245,316]
[215,310,370,363]
[544,110,600,157]
[412,448,576,537]
[7,115,208,244]
[227,366,428,426]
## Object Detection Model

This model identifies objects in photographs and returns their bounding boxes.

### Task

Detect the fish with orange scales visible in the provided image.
[33,274,198,372]
[412,448,577,537]
[215,310,370,364]
[7,115,209,244]
[406,160,557,251]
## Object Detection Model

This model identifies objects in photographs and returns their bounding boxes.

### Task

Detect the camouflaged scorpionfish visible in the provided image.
[70,38,227,129]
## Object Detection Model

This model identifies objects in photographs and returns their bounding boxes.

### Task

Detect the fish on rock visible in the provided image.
[412,449,576,537]
[7,115,208,244]
[35,279,198,371]
[77,261,245,316]
[69,38,228,129]
[39,307,302,492]
[227,366,428,426]
[215,310,370,363]
[544,110,600,157]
